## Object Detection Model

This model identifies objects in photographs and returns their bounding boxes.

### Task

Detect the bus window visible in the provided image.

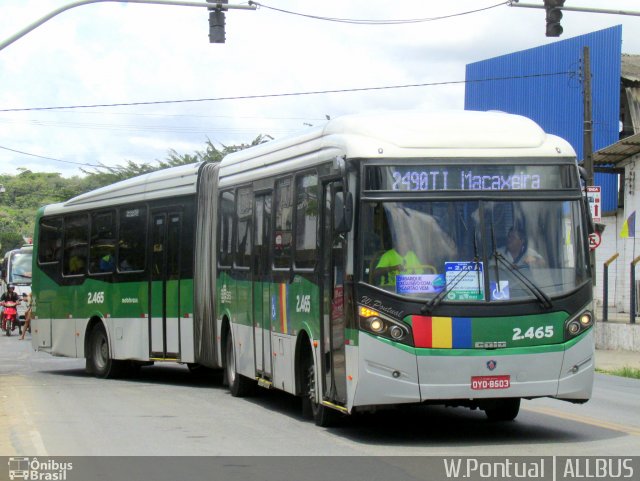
[168,214,181,279]
[89,211,116,274]
[118,206,147,272]
[294,172,318,269]
[63,214,88,276]
[274,177,293,268]
[236,188,252,268]
[38,217,62,264]
[218,190,235,268]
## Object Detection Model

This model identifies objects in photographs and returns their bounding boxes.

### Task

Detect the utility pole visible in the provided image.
[0,0,256,52]
[583,46,594,187]
[582,46,597,285]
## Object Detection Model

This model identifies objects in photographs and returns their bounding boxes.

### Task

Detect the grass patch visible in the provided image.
[597,367,640,379]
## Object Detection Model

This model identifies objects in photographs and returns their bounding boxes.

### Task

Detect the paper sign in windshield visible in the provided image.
[396,274,445,294]
[445,262,484,300]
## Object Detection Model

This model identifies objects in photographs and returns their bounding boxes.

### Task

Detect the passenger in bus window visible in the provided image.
[99,253,115,272]
[119,258,134,271]
[68,248,86,274]
[499,226,545,268]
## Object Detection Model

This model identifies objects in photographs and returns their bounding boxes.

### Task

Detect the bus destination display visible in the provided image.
[366,165,574,192]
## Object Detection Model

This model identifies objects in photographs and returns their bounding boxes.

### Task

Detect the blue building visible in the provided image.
[465,26,621,214]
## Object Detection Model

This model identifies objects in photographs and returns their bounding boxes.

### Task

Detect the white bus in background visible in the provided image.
[1,245,33,328]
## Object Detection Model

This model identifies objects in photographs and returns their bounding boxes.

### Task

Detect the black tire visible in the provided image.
[224,332,255,397]
[303,355,338,427]
[484,398,521,421]
[87,324,124,379]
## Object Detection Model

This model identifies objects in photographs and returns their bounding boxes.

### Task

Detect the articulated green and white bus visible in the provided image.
[31,110,594,425]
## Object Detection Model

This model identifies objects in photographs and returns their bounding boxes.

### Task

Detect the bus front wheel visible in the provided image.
[303,356,338,427]
[483,398,521,421]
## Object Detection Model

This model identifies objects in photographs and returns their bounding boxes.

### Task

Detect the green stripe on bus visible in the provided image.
[364,328,591,355]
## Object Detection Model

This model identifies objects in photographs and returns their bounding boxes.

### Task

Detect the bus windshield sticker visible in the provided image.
[490,280,510,301]
[396,274,445,294]
[444,262,484,300]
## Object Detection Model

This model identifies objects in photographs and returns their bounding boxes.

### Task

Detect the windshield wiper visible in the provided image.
[422,213,485,315]
[493,251,553,309]
[421,263,481,315]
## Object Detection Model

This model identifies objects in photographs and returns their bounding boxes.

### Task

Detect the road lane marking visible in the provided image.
[523,405,640,436]
[18,388,48,455]
[1,376,49,455]
[29,429,48,456]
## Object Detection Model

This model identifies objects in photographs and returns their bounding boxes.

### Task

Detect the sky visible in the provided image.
[0,0,639,178]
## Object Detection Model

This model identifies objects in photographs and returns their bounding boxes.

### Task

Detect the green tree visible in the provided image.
[0,135,273,254]
[81,135,272,184]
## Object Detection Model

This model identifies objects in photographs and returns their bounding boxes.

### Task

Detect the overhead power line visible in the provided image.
[0,71,575,113]
[249,1,510,25]
[0,144,102,168]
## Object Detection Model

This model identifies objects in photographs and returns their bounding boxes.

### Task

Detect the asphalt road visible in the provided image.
[1,331,638,459]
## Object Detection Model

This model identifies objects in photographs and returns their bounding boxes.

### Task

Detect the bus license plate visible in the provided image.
[471,375,510,390]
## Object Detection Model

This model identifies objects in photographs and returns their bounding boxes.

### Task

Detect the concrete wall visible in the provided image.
[595,321,640,351]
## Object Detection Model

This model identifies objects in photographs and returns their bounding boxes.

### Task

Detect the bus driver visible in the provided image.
[373,235,425,287]
[499,226,545,268]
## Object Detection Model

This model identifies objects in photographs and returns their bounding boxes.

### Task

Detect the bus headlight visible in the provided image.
[358,306,413,345]
[564,310,593,340]
[369,317,384,333]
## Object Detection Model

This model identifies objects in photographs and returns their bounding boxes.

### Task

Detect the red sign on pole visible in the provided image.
[587,186,601,223]
[589,231,601,250]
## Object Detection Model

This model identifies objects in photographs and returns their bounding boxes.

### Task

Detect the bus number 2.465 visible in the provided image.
[296,295,311,313]
[512,326,553,341]
[88,291,105,304]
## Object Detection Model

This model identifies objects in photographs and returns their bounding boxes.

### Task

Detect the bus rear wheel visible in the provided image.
[224,332,255,397]
[484,398,521,421]
[87,324,124,379]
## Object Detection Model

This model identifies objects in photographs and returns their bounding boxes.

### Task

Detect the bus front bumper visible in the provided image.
[352,330,594,408]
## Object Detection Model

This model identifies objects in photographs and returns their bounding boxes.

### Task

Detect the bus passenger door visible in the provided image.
[253,193,273,378]
[320,181,347,405]
[150,211,182,360]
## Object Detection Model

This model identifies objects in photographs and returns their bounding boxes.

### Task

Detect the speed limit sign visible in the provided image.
[589,231,601,250]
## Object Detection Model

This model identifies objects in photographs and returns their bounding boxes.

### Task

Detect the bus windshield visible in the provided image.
[9,250,33,284]
[361,199,589,302]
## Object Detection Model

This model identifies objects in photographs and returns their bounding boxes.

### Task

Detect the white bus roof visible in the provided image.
[42,162,202,215]
[218,110,575,184]
[42,110,575,215]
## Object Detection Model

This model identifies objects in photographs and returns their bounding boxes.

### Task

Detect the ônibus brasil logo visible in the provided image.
[7,457,73,481]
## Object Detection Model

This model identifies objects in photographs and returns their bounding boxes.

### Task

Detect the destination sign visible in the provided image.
[365,165,575,192]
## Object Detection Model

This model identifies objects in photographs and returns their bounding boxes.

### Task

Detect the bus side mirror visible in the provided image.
[578,166,589,183]
[334,191,353,234]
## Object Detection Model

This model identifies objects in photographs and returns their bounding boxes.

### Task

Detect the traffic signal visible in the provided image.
[208,0,228,43]
[544,0,565,37]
